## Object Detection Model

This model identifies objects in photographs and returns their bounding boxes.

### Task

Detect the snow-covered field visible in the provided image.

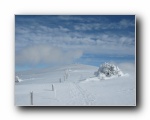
[15,63,136,106]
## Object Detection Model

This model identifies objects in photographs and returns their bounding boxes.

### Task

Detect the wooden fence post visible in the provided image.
[30,91,33,105]
[52,84,54,91]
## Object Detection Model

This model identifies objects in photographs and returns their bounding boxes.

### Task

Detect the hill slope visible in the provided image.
[15,63,136,106]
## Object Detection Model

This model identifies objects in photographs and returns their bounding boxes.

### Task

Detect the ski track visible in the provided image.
[68,82,95,105]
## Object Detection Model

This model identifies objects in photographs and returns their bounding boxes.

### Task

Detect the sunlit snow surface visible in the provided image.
[15,63,136,106]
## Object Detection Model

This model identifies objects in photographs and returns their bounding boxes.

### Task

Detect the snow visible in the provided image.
[94,62,124,80]
[15,76,23,83]
[15,63,136,106]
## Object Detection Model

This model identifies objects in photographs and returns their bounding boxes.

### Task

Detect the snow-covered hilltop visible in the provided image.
[15,63,135,106]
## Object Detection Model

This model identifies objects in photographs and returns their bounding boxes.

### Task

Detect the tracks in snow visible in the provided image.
[69,82,95,105]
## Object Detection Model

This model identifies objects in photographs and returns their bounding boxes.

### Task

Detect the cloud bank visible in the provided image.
[16,45,83,65]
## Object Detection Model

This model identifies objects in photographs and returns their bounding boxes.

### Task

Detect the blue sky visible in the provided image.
[15,15,135,71]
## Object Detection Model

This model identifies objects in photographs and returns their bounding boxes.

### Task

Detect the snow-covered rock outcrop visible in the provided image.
[94,62,124,80]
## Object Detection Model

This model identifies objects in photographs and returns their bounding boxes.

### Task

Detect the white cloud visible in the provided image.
[119,19,134,28]
[74,19,135,31]
[58,15,83,21]
[15,19,135,57]
[16,27,135,56]
[16,45,83,65]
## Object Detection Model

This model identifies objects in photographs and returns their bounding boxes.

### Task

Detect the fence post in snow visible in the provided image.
[30,91,33,105]
[52,84,54,91]
[51,84,56,98]
[59,78,61,83]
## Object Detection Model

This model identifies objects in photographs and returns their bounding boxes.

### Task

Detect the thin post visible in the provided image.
[52,84,54,91]
[59,78,61,83]
[30,91,33,105]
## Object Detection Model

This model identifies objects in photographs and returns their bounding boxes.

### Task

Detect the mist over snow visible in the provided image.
[16,45,83,65]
